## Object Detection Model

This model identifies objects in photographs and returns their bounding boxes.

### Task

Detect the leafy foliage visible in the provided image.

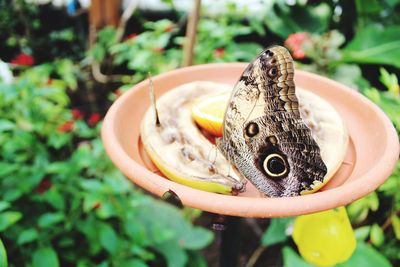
[341,24,400,68]
[263,1,332,38]
[0,0,399,266]
[261,218,292,246]
[0,65,212,266]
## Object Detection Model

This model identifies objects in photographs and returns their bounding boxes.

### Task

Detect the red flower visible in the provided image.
[153,47,164,54]
[126,33,138,40]
[57,120,74,132]
[35,178,52,194]
[10,53,34,66]
[47,79,53,85]
[284,32,310,59]
[92,201,102,210]
[88,113,101,126]
[213,48,225,58]
[113,89,123,98]
[165,24,175,32]
[71,108,84,120]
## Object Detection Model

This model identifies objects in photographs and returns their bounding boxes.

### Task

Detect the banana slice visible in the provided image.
[140,81,348,195]
[140,82,246,195]
[297,89,348,194]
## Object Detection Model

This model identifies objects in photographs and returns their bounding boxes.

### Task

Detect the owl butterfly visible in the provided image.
[216,46,327,197]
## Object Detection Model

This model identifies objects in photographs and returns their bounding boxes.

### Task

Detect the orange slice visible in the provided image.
[191,93,229,137]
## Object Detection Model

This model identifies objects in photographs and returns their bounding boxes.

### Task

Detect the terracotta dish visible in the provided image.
[102,63,399,218]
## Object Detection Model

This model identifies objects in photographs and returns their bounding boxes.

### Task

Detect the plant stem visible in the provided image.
[245,245,267,267]
[245,218,263,238]
[182,0,201,66]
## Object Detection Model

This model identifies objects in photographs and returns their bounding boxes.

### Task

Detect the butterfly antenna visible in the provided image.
[206,144,218,165]
[148,72,160,126]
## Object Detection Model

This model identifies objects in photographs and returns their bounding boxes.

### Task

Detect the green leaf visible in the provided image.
[155,241,188,267]
[379,68,399,94]
[342,24,400,68]
[83,193,102,213]
[330,64,363,89]
[0,119,14,131]
[354,226,371,241]
[79,179,104,192]
[386,0,400,7]
[337,242,391,267]
[55,59,77,90]
[0,163,18,177]
[119,259,148,267]
[264,2,331,38]
[282,246,314,267]
[38,212,64,228]
[47,132,71,149]
[391,214,400,240]
[0,211,22,231]
[99,223,118,254]
[261,217,292,246]
[178,227,213,250]
[347,192,379,224]
[370,224,385,247]
[355,0,381,15]
[58,237,74,247]
[135,200,213,249]
[0,238,7,267]
[42,188,66,211]
[32,247,60,267]
[18,228,39,245]
[0,202,10,213]
[249,18,266,36]
[186,251,208,267]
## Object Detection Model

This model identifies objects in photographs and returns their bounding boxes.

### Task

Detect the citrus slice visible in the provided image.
[191,94,229,137]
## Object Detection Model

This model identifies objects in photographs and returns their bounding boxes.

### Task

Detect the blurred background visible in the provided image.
[0,0,399,266]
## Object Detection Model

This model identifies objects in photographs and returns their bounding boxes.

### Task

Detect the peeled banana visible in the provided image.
[140,81,246,195]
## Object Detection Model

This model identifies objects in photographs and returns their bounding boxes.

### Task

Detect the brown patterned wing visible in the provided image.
[217,46,327,197]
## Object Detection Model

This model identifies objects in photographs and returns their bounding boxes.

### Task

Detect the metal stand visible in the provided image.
[213,216,242,267]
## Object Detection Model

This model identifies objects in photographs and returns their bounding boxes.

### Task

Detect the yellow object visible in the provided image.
[142,139,234,194]
[292,207,356,267]
[140,82,245,195]
[191,93,229,137]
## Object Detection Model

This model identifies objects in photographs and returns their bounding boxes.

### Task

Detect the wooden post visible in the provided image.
[182,0,201,67]
[89,0,121,30]
[88,0,121,51]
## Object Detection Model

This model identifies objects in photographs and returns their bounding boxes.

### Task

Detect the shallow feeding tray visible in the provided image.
[102,63,399,218]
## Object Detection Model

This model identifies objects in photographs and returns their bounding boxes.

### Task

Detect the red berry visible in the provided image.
[10,53,34,66]
[35,178,52,194]
[284,32,310,60]
[126,33,138,40]
[71,109,84,120]
[213,48,225,58]
[88,113,101,126]
[57,121,74,132]
[92,201,102,210]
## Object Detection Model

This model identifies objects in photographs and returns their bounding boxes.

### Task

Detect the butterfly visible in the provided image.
[216,46,327,197]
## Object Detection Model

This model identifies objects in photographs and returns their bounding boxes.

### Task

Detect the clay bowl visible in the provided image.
[102,63,399,218]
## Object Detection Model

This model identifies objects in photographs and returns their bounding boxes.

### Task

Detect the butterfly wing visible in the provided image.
[217,46,327,197]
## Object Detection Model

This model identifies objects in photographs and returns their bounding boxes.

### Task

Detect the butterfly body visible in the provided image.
[217,46,327,197]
